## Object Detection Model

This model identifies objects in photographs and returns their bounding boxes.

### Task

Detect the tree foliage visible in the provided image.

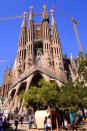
[20,77,87,111]
[78,59,87,85]
[20,79,59,110]
[60,82,87,111]
[19,58,87,113]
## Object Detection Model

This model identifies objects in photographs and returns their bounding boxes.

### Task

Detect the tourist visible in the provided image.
[46,115,52,131]
[44,116,47,131]
[28,116,32,129]
[0,117,3,131]
[20,116,24,126]
[64,118,68,129]
[14,117,19,130]
[69,110,75,126]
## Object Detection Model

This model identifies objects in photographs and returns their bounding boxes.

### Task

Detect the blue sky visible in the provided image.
[0,0,87,85]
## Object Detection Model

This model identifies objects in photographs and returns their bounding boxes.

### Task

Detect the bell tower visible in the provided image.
[26,6,34,70]
[14,5,66,82]
[16,12,27,76]
[42,5,52,68]
[50,9,64,71]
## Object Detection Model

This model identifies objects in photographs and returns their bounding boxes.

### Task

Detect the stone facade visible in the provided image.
[0,6,78,113]
[1,67,13,97]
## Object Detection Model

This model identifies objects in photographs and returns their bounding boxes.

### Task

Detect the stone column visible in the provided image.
[19,75,33,114]
[10,84,20,110]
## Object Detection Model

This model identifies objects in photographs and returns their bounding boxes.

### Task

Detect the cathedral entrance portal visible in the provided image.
[14,82,27,112]
[30,73,43,87]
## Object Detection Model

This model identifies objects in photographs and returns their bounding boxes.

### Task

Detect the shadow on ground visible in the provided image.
[4,127,26,131]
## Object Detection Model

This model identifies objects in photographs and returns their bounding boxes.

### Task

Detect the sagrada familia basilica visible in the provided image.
[0,6,78,113]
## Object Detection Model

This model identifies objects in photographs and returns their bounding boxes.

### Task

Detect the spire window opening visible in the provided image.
[21,37,22,44]
[45,43,46,50]
[57,48,58,54]
[29,45,30,51]
[55,48,56,54]
[47,43,48,50]
[20,50,21,57]
[22,50,23,60]
[24,62,25,70]
[31,45,32,54]
[24,49,26,59]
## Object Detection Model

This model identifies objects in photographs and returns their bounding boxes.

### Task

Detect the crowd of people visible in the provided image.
[0,112,34,130]
[0,109,86,131]
[0,115,11,130]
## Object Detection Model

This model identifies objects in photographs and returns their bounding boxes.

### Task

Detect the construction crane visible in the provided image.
[0,10,84,57]
[0,12,27,21]
[54,8,84,57]
[0,12,28,65]
[71,18,83,55]
[0,60,8,64]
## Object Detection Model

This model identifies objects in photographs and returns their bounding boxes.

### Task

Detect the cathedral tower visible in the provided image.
[42,5,52,68]
[26,7,34,70]
[50,9,64,71]
[0,6,67,113]
[14,6,66,79]
[16,12,27,76]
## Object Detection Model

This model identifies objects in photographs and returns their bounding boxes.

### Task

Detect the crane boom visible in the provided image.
[0,16,23,21]
[71,18,83,53]
[56,8,84,55]
[0,60,8,63]
[0,12,28,21]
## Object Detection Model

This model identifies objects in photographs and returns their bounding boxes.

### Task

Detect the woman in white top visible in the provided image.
[46,116,52,131]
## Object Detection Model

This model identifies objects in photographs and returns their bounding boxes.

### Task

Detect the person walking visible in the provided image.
[14,117,19,130]
[46,115,52,131]
[0,117,3,131]
[44,117,47,131]
[20,116,24,126]
[28,116,32,129]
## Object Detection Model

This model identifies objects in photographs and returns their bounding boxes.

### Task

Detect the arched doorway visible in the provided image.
[30,72,43,87]
[10,89,16,100]
[17,82,27,95]
[14,82,27,112]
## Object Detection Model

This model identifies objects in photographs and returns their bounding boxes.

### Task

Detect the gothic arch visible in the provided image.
[10,89,16,99]
[17,82,27,95]
[29,72,44,87]
[13,82,27,111]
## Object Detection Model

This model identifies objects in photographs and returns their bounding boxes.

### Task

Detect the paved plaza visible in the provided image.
[5,123,87,131]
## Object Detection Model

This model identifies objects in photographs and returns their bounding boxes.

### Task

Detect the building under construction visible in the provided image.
[0,6,79,113]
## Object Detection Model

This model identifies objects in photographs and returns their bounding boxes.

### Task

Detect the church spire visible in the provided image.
[26,6,34,69]
[19,12,27,45]
[50,8,64,70]
[50,9,56,26]
[42,5,49,23]
[28,6,34,42]
[21,12,27,29]
[29,6,33,22]
[16,12,27,75]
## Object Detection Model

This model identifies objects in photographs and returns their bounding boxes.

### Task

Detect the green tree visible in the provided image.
[20,79,59,110]
[20,77,87,114]
[38,79,59,108]
[59,81,87,113]
[78,59,87,85]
